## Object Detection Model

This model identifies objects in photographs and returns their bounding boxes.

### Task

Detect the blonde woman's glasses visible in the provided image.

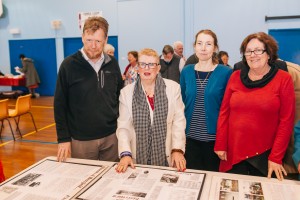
[138,62,159,69]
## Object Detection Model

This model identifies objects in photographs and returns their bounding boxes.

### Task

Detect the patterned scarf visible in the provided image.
[132,74,168,166]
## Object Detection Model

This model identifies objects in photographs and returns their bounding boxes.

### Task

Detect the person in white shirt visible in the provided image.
[173,41,186,62]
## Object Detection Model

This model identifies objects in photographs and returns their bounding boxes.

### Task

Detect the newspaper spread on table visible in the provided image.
[209,176,300,200]
[77,165,206,200]
[0,159,108,200]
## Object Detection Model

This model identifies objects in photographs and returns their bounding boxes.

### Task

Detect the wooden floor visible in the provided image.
[0,96,57,179]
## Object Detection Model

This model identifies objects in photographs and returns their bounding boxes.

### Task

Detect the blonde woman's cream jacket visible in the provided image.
[116,78,186,166]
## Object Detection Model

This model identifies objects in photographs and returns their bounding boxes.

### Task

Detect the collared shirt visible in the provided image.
[175,52,186,62]
[81,48,104,73]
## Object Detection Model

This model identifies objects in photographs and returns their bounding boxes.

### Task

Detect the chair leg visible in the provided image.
[28,112,38,132]
[0,120,3,138]
[4,119,15,141]
[13,117,22,138]
[16,116,20,130]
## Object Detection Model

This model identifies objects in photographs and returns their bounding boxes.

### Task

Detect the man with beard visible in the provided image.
[54,17,123,162]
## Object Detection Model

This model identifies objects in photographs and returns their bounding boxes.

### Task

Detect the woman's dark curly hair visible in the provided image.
[240,32,278,65]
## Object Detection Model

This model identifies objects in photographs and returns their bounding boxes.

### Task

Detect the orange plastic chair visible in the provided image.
[0,99,17,140]
[8,94,38,136]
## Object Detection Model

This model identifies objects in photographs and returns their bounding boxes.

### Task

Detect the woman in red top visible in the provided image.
[214,32,295,181]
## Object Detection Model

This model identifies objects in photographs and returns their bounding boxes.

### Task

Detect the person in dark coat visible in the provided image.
[184,53,199,66]
[54,16,123,163]
[18,54,41,97]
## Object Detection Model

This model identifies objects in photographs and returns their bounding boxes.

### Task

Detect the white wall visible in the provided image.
[189,0,300,66]
[192,0,270,66]
[117,0,185,68]
[266,0,300,30]
[0,0,299,75]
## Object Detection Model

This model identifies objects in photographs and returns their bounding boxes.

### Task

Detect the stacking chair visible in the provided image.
[8,94,38,136]
[0,99,18,140]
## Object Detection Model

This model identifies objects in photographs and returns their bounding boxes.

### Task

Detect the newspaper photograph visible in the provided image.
[0,159,108,200]
[209,176,300,200]
[77,166,206,200]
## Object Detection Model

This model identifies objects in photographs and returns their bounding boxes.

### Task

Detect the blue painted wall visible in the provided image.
[9,39,57,96]
[269,29,300,65]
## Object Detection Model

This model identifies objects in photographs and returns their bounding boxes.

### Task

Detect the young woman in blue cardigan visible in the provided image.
[180,29,232,171]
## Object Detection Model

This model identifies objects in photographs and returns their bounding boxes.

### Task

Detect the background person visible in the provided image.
[282,61,300,179]
[217,51,231,68]
[159,45,185,83]
[184,53,199,67]
[54,16,123,162]
[214,32,295,181]
[123,51,138,86]
[116,48,186,173]
[17,54,40,97]
[173,41,186,62]
[180,29,232,172]
[104,43,115,57]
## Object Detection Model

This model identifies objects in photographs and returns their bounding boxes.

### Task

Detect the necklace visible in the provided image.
[195,63,216,72]
[196,70,211,88]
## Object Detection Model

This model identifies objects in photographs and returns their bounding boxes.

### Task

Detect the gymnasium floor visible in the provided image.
[0,96,57,179]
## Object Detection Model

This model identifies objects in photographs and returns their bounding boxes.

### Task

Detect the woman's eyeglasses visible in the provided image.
[244,49,266,56]
[138,62,160,69]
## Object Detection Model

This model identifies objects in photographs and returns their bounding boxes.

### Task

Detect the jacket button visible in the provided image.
[246,156,249,158]
[256,152,259,155]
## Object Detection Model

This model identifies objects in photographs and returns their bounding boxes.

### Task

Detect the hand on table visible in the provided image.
[115,156,135,173]
[268,160,287,181]
[57,142,71,162]
[171,152,186,172]
[215,151,227,161]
